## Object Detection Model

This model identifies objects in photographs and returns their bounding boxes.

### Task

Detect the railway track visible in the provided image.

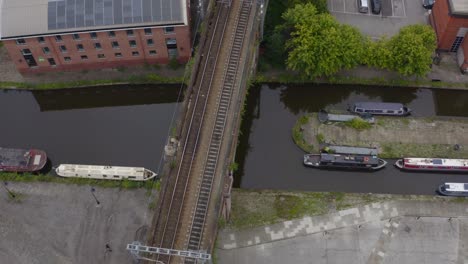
[185,0,252,259]
[149,2,232,264]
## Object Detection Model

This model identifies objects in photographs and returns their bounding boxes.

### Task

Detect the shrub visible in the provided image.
[344,117,372,130]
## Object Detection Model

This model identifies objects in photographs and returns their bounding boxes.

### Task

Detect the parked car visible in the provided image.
[422,0,435,9]
[371,0,381,14]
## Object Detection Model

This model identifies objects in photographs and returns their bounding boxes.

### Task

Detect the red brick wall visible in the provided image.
[431,0,468,51]
[4,25,191,74]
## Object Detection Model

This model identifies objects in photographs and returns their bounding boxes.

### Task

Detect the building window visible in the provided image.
[76,44,84,52]
[37,37,45,43]
[94,43,102,49]
[42,47,50,54]
[59,45,67,53]
[111,41,120,49]
[55,35,63,42]
[64,56,71,62]
[132,51,139,56]
[81,55,88,60]
[97,54,105,59]
[72,33,80,40]
[115,52,122,58]
[126,30,134,36]
[108,31,116,37]
[48,58,56,66]
[90,32,97,39]
[21,49,37,67]
[21,49,32,55]
[129,40,137,47]
[164,27,175,34]
[144,28,152,35]
[146,39,154,46]
[16,39,26,45]
[149,50,157,56]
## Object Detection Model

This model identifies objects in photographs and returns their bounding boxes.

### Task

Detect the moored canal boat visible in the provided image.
[438,182,468,197]
[0,147,47,172]
[395,158,468,173]
[348,102,411,116]
[55,164,157,181]
[303,153,387,171]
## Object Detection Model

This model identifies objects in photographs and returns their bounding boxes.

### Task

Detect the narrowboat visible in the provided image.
[348,102,411,116]
[318,109,375,124]
[395,158,468,173]
[438,182,468,197]
[303,153,387,171]
[55,164,157,181]
[0,147,47,172]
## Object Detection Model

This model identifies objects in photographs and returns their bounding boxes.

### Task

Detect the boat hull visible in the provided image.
[438,185,468,197]
[0,148,47,172]
[395,159,468,173]
[304,154,387,171]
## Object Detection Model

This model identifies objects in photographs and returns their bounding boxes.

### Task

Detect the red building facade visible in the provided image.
[0,0,191,74]
[429,0,468,72]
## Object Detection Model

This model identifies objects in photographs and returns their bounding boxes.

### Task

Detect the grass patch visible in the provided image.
[292,115,314,153]
[316,133,325,144]
[0,73,184,90]
[344,117,372,130]
[379,143,468,159]
[227,190,386,229]
[0,172,159,189]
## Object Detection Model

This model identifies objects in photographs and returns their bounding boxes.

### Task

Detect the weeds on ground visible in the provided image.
[292,115,315,153]
[344,118,372,130]
[0,172,159,189]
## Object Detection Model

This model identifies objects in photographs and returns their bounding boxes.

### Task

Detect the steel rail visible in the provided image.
[185,1,252,259]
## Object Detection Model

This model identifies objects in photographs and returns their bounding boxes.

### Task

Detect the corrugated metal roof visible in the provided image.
[0,0,187,39]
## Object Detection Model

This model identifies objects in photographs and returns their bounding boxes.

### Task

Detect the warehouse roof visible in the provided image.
[0,0,186,39]
[449,0,468,16]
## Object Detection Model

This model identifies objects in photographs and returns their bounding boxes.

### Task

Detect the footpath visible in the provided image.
[217,199,468,250]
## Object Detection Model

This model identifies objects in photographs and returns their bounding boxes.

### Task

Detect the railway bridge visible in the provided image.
[129,0,264,263]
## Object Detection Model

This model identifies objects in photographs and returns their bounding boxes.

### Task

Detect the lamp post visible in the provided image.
[90,187,100,205]
[3,181,15,199]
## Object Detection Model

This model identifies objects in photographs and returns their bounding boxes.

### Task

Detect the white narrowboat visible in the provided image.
[395,158,468,173]
[438,183,468,197]
[55,164,157,181]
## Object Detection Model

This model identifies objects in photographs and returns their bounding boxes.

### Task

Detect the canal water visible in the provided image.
[0,84,184,173]
[235,84,468,195]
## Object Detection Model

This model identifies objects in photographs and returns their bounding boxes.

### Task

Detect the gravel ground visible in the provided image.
[0,182,154,264]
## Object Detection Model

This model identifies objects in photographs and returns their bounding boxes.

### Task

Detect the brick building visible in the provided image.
[0,0,191,73]
[429,0,468,73]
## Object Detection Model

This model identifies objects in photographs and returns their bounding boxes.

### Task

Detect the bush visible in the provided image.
[344,118,372,130]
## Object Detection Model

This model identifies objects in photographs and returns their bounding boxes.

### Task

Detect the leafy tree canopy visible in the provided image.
[283,3,366,78]
[387,24,437,76]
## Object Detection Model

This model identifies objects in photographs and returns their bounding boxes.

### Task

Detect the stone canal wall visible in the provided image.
[296,114,468,158]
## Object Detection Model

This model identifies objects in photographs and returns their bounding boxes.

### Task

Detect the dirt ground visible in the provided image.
[301,115,468,158]
[0,182,154,264]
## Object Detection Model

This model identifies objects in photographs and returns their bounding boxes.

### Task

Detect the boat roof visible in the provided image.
[320,153,379,165]
[404,158,468,167]
[0,148,30,167]
[444,183,468,192]
[324,145,379,156]
[57,164,154,177]
[353,102,405,110]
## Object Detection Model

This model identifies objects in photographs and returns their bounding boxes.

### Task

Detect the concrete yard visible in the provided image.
[0,182,153,264]
[217,200,468,264]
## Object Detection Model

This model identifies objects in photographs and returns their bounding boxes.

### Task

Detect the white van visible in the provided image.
[358,0,369,13]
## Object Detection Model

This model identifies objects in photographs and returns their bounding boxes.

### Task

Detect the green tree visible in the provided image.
[283,3,366,78]
[387,24,436,76]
